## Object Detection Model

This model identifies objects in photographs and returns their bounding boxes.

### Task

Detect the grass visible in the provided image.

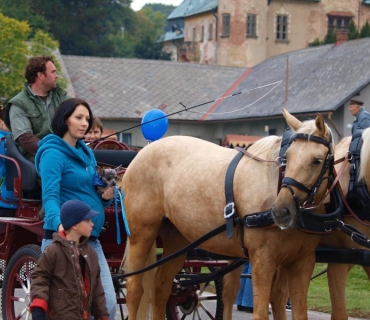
[308,263,370,318]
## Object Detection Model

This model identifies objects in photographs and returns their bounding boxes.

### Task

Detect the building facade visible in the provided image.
[164,0,370,67]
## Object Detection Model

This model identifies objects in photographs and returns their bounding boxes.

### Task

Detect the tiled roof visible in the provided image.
[203,38,370,121]
[185,0,218,16]
[168,0,217,19]
[62,56,248,121]
[159,28,184,42]
[168,0,192,19]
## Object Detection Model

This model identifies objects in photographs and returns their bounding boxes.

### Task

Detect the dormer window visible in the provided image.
[327,12,353,32]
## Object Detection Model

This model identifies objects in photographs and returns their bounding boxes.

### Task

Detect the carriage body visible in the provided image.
[0,137,228,320]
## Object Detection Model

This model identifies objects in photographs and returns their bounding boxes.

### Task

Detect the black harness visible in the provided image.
[223,131,341,242]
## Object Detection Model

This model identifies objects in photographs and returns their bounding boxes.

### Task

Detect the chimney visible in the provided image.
[334,29,349,46]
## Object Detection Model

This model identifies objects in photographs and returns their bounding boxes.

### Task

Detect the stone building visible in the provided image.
[162,0,370,67]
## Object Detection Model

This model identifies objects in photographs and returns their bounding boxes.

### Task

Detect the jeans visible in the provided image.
[235,261,253,308]
[42,238,117,320]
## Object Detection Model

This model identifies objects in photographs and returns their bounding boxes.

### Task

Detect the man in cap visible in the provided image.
[30,200,109,320]
[348,98,370,190]
[345,97,370,220]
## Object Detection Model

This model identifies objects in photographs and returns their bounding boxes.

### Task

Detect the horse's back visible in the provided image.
[123,136,236,182]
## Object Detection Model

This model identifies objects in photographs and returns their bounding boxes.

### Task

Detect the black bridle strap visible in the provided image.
[292,133,332,148]
[281,177,311,194]
[113,223,227,280]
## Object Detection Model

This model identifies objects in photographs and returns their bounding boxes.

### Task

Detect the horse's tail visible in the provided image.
[121,239,157,319]
[359,127,370,181]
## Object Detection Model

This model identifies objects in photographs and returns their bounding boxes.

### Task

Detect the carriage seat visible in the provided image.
[92,149,137,168]
[5,136,40,195]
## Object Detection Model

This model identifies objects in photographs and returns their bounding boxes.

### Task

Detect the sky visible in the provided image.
[131,0,183,11]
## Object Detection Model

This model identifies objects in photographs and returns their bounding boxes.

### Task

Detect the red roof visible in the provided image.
[222,134,263,147]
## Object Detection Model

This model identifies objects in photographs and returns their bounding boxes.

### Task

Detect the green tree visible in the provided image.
[0,0,50,36]
[142,3,176,18]
[0,13,65,104]
[0,12,30,104]
[323,29,336,44]
[308,38,322,47]
[360,21,370,38]
[348,20,359,40]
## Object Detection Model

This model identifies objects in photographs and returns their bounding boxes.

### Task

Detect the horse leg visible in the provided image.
[270,265,289,320]
[222,264,243,319]
[250,258,276,320]
[153,224,190,319]
[286,253,316,320]
[125,225,161,320]
[327,263,353,320]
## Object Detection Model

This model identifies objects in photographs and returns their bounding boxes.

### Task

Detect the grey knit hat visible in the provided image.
[60,200,99,230]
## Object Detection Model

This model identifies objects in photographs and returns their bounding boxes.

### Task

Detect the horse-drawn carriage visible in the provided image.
[0,135,229,319]
[0,109,370,319]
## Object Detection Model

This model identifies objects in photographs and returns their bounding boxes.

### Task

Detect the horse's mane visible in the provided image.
[359,128,370,181]
[248,135,282,160]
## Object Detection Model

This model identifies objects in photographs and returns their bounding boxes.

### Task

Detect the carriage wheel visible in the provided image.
[1,244,41,319]
[114,277,128,320]
[166,266,223,320]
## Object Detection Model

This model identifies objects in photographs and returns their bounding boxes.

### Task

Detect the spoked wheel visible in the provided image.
[114,277,128,320]
[1,244,41,319]
[166,266,223,320]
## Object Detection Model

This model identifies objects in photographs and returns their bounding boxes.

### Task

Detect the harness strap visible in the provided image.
[224,150,245,239]
[115,223,227,280]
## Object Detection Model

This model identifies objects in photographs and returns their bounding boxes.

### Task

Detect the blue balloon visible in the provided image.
[141,109,169,142]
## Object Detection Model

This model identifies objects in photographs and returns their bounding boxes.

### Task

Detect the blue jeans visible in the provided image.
[235,261,253,308]
[42,238,117,320]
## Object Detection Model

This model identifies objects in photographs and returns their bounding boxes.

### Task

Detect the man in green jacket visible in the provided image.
[4,56,70,161]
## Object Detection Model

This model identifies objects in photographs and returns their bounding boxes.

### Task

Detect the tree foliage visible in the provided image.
[0,0,172,60]
[0,13,64,104]
[0,12,30,104]
[360,21,370,38]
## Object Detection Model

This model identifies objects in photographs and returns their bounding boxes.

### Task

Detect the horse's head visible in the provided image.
[272,108,334,229]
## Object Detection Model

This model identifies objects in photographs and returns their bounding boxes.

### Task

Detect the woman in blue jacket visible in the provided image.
[35,98,116,320]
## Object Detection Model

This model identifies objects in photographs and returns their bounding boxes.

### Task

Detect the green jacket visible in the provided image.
[4,83,69,159]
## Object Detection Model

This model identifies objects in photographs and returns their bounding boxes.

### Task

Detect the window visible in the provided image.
[192,27,196,42]
[328,15,352,32]
[208,23,213,40]
[268,128,276,135]
[276,15,288,40]
[118,133,132,145]
[246,14,257,37]
[222,14,230,37]
[201,26,204,42]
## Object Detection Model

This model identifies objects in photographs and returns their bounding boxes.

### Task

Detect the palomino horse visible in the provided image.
[122,109,333,320]
[317,134,370,320]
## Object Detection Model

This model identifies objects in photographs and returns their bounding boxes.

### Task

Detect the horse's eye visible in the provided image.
[313,158,323,165]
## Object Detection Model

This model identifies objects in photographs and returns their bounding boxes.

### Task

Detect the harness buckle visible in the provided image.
[224,202,235,219]
[244,214,258,227]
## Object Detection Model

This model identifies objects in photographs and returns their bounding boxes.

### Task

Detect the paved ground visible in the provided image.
[113,303,365,320]
[2,289,364,319]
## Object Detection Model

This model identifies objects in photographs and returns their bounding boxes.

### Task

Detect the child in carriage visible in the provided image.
[30,200,109,320]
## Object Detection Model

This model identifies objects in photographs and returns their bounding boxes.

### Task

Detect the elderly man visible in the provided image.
[347,97,370,218]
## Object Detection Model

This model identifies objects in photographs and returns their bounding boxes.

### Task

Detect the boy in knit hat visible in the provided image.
[30,200,109,320]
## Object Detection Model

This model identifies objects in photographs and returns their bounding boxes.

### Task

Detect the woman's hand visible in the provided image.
[101,186,115,200]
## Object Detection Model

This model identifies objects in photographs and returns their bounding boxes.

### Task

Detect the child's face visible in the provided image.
[75,219,94,237]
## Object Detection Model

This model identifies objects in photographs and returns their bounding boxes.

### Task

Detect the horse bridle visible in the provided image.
[279,133,334,212]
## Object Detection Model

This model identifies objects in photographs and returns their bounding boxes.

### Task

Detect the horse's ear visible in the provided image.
[315,113,326,137]
[282,108,302,131]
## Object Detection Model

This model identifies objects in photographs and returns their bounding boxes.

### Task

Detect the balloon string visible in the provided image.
[88,80,282,144]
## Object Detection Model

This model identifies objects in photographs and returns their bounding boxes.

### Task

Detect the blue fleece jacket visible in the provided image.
[35,135,110,237]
